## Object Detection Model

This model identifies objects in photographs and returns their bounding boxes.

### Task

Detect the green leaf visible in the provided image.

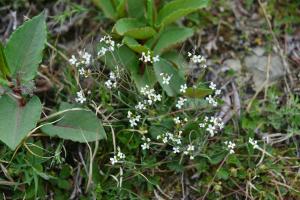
[185,87,212,98]
[152,27,194,54]
[99,45,156,90]
[92,0,117,20]
[114,18,156,39]
[0,95,42,150]
[41,109,106,142]
[146,0,154,26]
[123,36,150,53]
[116,0,126,18]
[0,42,10,78]
[156,0,209,27]
[127,0,145,19]
[4,12,47,82]
[153,58,185,96]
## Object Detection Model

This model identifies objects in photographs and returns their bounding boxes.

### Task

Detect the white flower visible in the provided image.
[215,89,221,95]
[110,147,126,165]
[173,117,181,124]
[78,68,85,76]
[199,123,206,128]
[135,102,146,110]
[127,112,141,127]
[152,55,160,63]
[188,52,206,68]
[249,138,259,149]
[190,155,194,160]
[209,82,217,90]
[139,51,160,63]
[173,146,180,154]
[69,55,77,65]
[141,143,150,150]
[224,141,236,154]
[110,156,118,165]
[139,51,152,63]
[180,84,187,93]
[75,90,86,104]
[160,73,172,85]
[205,95,218,107]
[206,124,215,137]
[187,144,194,151]
[176,97,187,109]
[105,71,118,89]
[98,36,119,56]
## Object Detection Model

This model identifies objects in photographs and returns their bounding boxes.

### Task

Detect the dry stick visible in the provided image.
[258,0,293,91]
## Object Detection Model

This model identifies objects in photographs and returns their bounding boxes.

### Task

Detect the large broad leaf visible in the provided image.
[0,42,10,78]
[99,45,156,90]
[153,58,185,96]
[151,27,194,54]
[0,95,42,150]
[123,36,150,53]
[41,106,106,142]
[92,0,117,20]
[114,18,156,40]
[156,0,209,27]
[4,12,47,82]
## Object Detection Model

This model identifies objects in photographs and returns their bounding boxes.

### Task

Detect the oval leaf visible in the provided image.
[114,18,156,39]
[123,36,150,53]
[153,27,194,54]
[156,0,209,27]
[92,0,117,20]
[41,109,106,142]
[4,12,47,82]
[153,58,185,96]
[0,95,42,150]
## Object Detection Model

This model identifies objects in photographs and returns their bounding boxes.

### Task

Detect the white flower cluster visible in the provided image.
[199,116,224,137]
[224,141,236,154]
[140,85,162,106]
[183,144,195,160]
[176,97,187,109]
[249,138,259,149]
[188,52,207,68]
[173,117,188,126]
[205,82,222,107]
[105,72,118,89]
[98,35,120,56]
[160,73,172,85]
[110,147,126,165]
[69,50,92,78]
[127,111,141,127]
[157,131,182,154]
[75,90,86,104]
[141,136,151,150]
[139,51,160,64]
[157,131,182,146]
